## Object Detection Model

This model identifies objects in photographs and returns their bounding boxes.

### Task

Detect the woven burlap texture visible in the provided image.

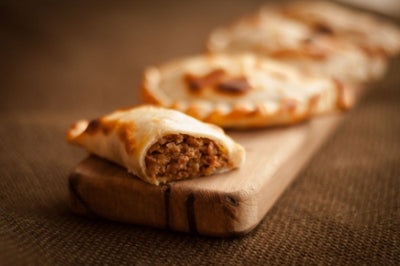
[1,1,399,265]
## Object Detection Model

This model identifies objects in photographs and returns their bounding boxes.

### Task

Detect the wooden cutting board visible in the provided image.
[69,114,343,237]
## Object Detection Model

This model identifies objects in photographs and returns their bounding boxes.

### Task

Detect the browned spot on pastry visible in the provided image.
[333,79,352,110]
[169,102,181,110]
[66,121,86,143]
[117,122,137,154]
[359,45,386,57]
[145,134,230,182]
[185,105,202,119]
[141,84,163,105]
[302,37,313,44]
[203,109,226,126]
[115,105,138,113]
[269,71,288,81]
[281,6,334,35]
[100,119,118,135]
[305,94,321,120]
[185,69,225,93]
[85,119,101,134]
[309,94,320,109]
[270,48,326,60]
[281,99,297,113]
[225,106,257,120]
[185,69,252,96]
[216,77,251,95]
[282,95,319,124]
[205,103,315,128]
[84,118,118,136]
[313,23,334,35]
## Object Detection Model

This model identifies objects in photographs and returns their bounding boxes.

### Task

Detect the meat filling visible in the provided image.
[145,134,230,181]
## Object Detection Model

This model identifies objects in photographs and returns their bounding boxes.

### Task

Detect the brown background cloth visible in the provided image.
[1,0,399,265]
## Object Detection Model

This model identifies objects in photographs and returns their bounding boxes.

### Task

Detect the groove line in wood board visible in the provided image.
[163,184,171,229]
[185,192,197,234]
[69,173,98,218]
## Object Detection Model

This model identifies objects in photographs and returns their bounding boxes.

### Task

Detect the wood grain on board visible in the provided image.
[69,113,344,236]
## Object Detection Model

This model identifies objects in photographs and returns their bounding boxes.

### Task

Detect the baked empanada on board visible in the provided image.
[67,105,245,185]
[142,53,352,128]
[281,1,400,56]
[206,6,387,84]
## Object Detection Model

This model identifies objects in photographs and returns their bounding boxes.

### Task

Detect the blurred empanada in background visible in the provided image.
[207,1,400,85]
[280,1,400,56]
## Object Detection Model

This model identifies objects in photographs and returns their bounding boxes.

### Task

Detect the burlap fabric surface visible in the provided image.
[1,1,399,265]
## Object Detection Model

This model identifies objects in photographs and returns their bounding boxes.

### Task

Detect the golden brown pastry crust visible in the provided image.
[67,105,245,185]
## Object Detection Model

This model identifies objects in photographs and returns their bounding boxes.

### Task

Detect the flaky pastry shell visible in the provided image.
[67,105,245,185]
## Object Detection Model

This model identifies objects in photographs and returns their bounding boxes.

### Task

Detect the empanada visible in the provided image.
[281,1,400,56]
[142,53,352,128]
[67,105,245,185]
[206,4,388,84]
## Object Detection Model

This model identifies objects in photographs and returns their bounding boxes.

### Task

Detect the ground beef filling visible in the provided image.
[145,134,230,181]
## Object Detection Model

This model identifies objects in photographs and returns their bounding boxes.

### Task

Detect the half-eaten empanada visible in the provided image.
[67,105,245,185]
[142,53,352,128]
